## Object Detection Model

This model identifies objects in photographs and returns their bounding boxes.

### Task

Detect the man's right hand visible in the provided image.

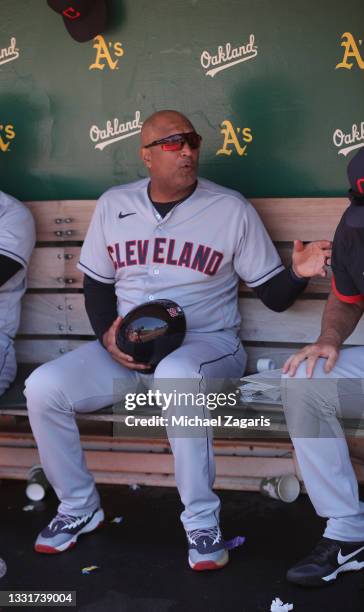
[282,339,340,378]
[102,316,152,371]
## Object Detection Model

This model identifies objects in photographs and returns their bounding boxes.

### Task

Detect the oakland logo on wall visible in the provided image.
[89,35,124,71]
[336,32,364,70]
[333,122,364,156]
[200,34,258,78]
[90,111,143,151]
[0,37,19,67]
[216,120,253,157]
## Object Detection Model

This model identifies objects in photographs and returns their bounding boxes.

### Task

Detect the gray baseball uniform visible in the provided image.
[25,177,283,530]
[77,178,284,331]
[0,191,35,395]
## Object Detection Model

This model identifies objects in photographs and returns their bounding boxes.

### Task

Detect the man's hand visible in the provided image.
[291,239,332,279]
[282,339,340,378]
[102,316,151,371]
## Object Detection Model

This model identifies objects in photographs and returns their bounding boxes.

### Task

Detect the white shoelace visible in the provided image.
[49,512,91,532]
[187,526,222,546]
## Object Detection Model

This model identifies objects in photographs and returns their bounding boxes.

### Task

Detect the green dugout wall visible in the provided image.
[0,0,363,201]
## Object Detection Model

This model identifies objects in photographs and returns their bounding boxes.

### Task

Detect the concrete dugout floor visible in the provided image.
[0,481,363,612]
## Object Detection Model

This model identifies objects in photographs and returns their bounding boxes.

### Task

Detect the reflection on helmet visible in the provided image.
[125,318,168,344]
[116,300,186,371]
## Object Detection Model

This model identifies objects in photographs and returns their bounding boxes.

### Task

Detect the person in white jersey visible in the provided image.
[0,191,35,396]
[25,110,331,571]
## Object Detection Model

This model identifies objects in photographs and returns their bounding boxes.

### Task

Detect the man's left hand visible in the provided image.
[291,239,332,278]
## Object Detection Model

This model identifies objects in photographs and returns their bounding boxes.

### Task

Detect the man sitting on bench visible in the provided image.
[282,146,364,587]
[25,109,331,571]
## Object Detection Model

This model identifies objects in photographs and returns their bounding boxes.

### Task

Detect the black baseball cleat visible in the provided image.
[286,537,364,586]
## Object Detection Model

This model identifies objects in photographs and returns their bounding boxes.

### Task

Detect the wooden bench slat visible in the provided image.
[27,245,331,293]
[11,340,306,375]
[18,294,364,345]
[25,201,96,242]
[28,247,82,289]
[251,198,348,241]
[24,198,348,243]
[240,299,364,344]
[19,295,68,334]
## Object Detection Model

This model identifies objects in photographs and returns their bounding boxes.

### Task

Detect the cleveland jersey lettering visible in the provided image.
[107,238,224,276]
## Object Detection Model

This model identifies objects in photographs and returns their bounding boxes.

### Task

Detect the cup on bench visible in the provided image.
[26,465,50,501]
[260,474,300,503]
[257,358,276,372]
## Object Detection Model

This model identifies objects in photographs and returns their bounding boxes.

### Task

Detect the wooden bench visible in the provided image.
[1,196,364,490]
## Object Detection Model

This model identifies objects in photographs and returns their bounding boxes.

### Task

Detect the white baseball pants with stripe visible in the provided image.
[281,346,364,542]
[24,331,246,531]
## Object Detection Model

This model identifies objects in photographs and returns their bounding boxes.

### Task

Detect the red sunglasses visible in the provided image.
[144,131,202,151]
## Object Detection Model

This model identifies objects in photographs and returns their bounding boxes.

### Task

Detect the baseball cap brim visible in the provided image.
[63,0,107,43]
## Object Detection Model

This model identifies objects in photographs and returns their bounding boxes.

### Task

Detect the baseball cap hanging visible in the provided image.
[47,0,107,43]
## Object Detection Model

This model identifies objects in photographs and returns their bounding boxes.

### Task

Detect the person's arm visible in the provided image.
[283,215,363,377]
[233,198,331,303]
[0,255,23,286]
[253,266,307,312]
[283,291,364,377]
[253,238,332,312]
[83,274,117,346]
[291,239,331,279]
[319,290,363,347]
[83,274,152,371]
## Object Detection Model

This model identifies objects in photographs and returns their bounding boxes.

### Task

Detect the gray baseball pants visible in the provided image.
[281,346,364,542]
[24,331,246,531]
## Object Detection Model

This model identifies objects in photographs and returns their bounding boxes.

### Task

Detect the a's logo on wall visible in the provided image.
[200,34,257,78]
[0,124,15,152]
[89,35,124,71]
[336,32,364,70]
[333,122,364,156]
[216,120,253,157]
[0,37,19,67]
[90,111,143,151]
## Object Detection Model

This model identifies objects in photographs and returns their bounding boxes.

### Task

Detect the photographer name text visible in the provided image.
[124,415,271,429]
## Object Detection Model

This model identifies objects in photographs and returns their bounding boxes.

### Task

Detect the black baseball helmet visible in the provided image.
[116,300,186,371]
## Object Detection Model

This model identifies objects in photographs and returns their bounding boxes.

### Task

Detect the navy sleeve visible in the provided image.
[0,254,23,287]
[83,274,118,346]
[252,267,308,312]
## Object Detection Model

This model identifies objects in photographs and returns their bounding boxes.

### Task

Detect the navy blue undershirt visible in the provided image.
[148,180,198,218]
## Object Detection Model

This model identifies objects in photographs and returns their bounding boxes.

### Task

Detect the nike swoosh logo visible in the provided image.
[118,212,136,219]
[337,545,364,565]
